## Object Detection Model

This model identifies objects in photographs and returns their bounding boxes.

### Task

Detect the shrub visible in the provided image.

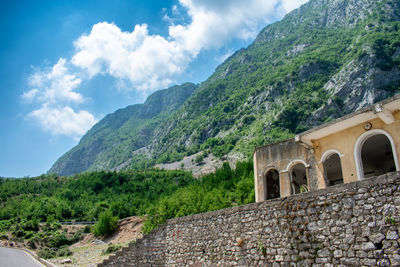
[47,231,70,248]
[102,243,121,255]
[20,219,39,231]
[38,248,56,259]
[56,245,73,257]
[92,210,118,237]
[83,225,91,233]
[27,238,36,249]
[195,153,204,164]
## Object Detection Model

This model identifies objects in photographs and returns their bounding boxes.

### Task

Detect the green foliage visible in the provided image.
[195,153,205,164]
[143,161,254,233]
[0,169,194,222]
[92,210,119,237]
[102,243,122,255]
[38,245,72,259]
[56,245,73,257]
[83,225,91,233]
[0,162,255,249]
[0,169,201,249]
[38,248,56,259]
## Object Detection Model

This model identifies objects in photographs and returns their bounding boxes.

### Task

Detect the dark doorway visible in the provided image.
[265,169,280,200]
[361,134,396,178]
[291,163,308,194]
[323,153,344,186]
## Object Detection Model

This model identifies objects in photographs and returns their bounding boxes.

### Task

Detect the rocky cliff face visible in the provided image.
[50,0,400,176]
[309,53,400,126]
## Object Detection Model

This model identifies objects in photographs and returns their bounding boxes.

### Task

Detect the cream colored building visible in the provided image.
[253,94,400,202]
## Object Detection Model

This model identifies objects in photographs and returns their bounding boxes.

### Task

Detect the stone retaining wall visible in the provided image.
[100,172,400,266]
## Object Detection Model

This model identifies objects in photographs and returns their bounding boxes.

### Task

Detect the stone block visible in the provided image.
[340,258,359,265]
[369,233,385,243]
[362,258,377,266]
[317,248,331,257]
[315,257,330,264]
[377,258,391,266]
[333,249,343,258]
[386,230,399,240]
[389,253,400,266]
[362,242,376,251]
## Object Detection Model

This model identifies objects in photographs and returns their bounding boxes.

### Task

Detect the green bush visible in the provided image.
[83,225,91,233]
[56,245,73,257]
[47,231,70,248]
[92,210,119,237]
[38,248,56,259]
[27,238,36,249]
[195,153,205,163]
[102,243,121,255]
[143,161,254,233]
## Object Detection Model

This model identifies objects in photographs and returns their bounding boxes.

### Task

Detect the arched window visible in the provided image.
[355,129,399,179]
[323,153,344,186]
[361,134,396,178]
[264,169,280,200]
[290,163,308,194]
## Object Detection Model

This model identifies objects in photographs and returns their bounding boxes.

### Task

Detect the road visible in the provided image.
[0,247,44,267]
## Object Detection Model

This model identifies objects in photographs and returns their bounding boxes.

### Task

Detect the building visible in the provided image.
[253,94,400,202]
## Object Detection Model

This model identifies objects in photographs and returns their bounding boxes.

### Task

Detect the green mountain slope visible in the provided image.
[146,0,400,164]
[50,0,400,175]
[49,83,197,176]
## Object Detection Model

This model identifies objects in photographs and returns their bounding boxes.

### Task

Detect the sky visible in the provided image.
[0,0,308,178]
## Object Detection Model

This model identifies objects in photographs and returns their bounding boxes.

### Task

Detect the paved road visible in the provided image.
[0,247,44,267]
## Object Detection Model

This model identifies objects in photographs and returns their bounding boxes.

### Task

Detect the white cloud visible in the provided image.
[173,0,277,47]
[28,105,97,140]
[71,23,180,91]
[22,88,39,102]
[25,58,84,104]
[71,0,309,92]
[23,58,97,138]
[24,0,308,138]
[280,0,309,13]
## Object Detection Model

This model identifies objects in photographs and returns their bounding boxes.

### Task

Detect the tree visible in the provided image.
[92,210,118,237]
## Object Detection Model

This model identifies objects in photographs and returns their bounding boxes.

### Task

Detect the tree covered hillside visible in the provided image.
[145,0,400,166]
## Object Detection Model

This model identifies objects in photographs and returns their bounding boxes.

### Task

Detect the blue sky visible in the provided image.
[0,0,308,177]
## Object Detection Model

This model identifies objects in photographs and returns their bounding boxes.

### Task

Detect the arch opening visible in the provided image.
[323,153,344,186]
[361,134,396,178]
[264,169,280,200]
[290,163,308,194]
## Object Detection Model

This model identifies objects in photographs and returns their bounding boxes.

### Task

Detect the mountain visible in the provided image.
[49,83,197,176]
[50,0,400,176]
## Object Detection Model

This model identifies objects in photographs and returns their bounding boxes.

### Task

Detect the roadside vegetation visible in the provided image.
[0,161,254,258]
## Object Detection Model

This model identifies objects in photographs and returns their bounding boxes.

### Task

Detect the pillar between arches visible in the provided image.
[279,171,291,197]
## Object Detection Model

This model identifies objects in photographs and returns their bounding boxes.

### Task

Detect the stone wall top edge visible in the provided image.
[165,172,400,225]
